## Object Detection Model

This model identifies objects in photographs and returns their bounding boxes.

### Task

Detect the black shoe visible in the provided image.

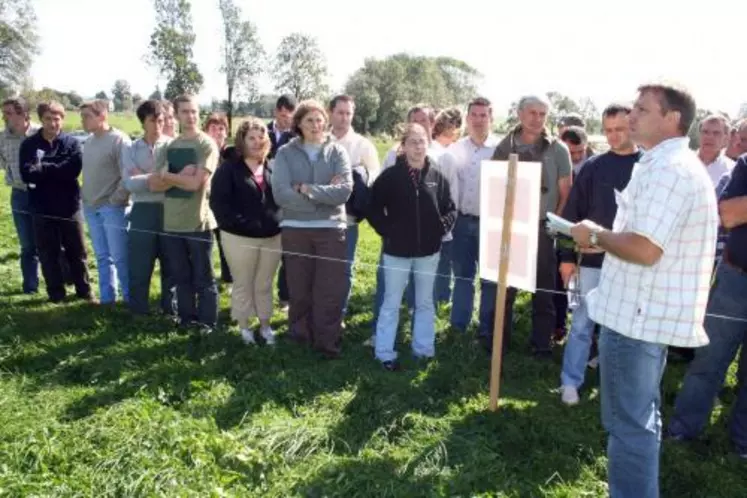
[532,349,553,361]
[381,360,401,371]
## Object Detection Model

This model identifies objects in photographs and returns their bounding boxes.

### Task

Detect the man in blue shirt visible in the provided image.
[667,152,747,457]
[19,101,93,303]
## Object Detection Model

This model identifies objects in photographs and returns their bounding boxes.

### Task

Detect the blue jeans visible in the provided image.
[599,326,667,498]
[668,262,747,453]
[372,249,415,334]
[10,189,39,293]
[83,204,129,303]
[342,224,359,316]
[375,253,439,362]
[560,266,601,388]
[161,230,218,327]
[450,215,490,331]
[434,239,453,304]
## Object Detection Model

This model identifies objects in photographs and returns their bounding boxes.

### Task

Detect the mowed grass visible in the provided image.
[1,143,746,496]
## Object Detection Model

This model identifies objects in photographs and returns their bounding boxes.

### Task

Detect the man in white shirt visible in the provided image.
[328,94,381,320]
[697,114,734,186]
[445,97,502,333]
[570,82,718,498]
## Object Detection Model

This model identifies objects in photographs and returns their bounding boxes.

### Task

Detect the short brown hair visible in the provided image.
[467,97,492,114]
[161,100,174,114]
[173,94,197,112]
[234,118,270,162]
[407,103,435,124]
[637,82,697,136]
[2,97,29,117]
[699,113,730,134]
[329,94,354,111]
[203,112,228,132]
[80,99,108,116]
[292,99,328,137]
[37,101,66,120]
[432,107,463,138]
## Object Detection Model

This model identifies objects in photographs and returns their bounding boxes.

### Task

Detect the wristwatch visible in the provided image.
[590,230,599,247]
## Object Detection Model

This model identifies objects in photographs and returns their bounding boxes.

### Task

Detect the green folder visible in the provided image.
[165,147,198,198]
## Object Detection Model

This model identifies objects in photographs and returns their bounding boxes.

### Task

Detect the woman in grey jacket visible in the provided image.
[270,100,353,359]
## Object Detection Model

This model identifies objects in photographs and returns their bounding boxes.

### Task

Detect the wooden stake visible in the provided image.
[488,153,519,412]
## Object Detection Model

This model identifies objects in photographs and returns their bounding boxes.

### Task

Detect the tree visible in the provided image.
[149,86,163,101]
[578,97,601,134]
[147,0,204,100]
[217,0,264,134]
[95,91,109,100]
[342,54,481,134]
[688,108,713,150]
[0,0,40,97]
[67,91,83,108]
[112,79,133,111]
[132,93,144,108]
[272,33,329,100]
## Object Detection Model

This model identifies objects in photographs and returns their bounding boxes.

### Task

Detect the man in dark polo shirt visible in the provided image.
[479,94,572,358]
[666,153,747,457]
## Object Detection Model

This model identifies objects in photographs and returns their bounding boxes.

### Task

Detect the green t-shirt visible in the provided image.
[156,131,218,232]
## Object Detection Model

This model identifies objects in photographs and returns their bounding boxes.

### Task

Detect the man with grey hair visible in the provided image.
[697,114,734,186]
[478,94,572,359]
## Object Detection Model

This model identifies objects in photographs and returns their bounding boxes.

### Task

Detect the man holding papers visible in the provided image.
[569,83,718,498]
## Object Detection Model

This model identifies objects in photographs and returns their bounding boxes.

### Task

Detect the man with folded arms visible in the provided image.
[19,101,93,303]
[570,82,717,498]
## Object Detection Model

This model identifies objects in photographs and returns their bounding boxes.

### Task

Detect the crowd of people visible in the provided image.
[3,81,747,497]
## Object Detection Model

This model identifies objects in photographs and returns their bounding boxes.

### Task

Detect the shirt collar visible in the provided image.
[466,133,501,149]
[639,137,690,164]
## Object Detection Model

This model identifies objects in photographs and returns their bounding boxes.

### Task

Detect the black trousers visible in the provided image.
[33,211,91,301]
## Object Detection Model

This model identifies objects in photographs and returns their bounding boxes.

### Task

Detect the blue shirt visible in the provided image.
[19,130,83,217]
[720,154,747,272]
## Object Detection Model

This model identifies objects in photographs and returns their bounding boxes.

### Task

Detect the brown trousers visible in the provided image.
[281,227,347,356]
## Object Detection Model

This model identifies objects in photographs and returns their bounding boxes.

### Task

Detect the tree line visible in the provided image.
[2,0,745,137]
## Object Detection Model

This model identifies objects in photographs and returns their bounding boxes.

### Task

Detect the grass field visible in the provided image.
[1,146,746,497]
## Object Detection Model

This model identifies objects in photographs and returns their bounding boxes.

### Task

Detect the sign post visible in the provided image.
[488,153,518,412]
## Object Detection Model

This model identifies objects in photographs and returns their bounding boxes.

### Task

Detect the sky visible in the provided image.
[31,0,747,117]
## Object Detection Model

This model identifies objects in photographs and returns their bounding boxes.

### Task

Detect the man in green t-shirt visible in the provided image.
[150,94,219,333]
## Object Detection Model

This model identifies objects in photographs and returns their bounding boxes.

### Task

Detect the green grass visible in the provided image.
[1,168,746,496]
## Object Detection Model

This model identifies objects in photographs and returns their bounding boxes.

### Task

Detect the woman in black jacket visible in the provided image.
[209,118,282,346]
[367,123,456,370]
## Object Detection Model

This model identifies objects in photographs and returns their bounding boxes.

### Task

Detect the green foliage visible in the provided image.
[343,54,480,134]
[272,32,329,100]
[1,179,747,496]
[0,0,39,95]
[147,0,204,99]
[112,79,133,112]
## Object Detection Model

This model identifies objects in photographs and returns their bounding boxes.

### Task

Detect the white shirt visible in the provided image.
[331,128,380,183]
[587,137,719,348]
[700,151,735,187]
[444,134,502,217]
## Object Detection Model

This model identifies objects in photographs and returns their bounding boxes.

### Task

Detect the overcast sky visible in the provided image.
[31,0,747,116]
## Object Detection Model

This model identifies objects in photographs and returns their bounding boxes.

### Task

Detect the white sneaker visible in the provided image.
[363,336,374,347]
[260,326,276,346]
[227,285,233,296]
[240,328,256,345]
[561,386,580,406]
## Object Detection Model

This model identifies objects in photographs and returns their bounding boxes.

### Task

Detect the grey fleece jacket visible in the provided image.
[270,136,353,225]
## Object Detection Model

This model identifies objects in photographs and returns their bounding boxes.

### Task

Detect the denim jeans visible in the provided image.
[375,252,439,362]
[560,266,601,388]
[372,249,415,335]
[83,204,130,304]
[342,223,360,316]
[161,230,218,327]
[668,262,747,453]
[599,326,667,498]
[434,239,453,304]
[127,202,175,316]
[10,188,39,293]
[450,215,482,330]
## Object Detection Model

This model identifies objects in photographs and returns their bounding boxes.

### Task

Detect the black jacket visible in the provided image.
[368,156,456,258]
[209,159,281,238]
[19,130,83,218]
[267,121,294,159]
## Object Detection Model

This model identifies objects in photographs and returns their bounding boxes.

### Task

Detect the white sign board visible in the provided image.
[478,160,542,293]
